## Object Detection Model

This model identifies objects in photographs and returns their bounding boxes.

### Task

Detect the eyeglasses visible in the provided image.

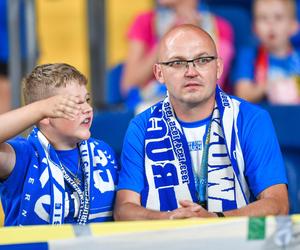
[158,56,217,70]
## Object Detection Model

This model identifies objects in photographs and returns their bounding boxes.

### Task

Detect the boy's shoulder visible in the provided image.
[7,136,33,151]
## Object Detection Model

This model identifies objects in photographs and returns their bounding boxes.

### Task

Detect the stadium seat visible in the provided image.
[90,109,134,159]
[106,63,124,105]
[263,105,300,214]
[207,5,256,49]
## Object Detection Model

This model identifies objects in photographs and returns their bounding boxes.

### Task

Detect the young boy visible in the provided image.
[232,0,300,104]
[0,63,119,226]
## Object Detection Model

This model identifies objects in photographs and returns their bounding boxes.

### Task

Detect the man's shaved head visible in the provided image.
[158,24,218,62]
[153,23,223,117]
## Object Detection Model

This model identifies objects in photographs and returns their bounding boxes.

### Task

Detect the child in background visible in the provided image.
[0,63,119,226]
[233,0,300,104]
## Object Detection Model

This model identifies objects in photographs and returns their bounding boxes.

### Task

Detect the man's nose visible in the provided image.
[185,61,199,76]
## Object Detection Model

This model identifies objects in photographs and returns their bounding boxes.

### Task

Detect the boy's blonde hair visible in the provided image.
[22,63,87,104]
[254,0,296,18]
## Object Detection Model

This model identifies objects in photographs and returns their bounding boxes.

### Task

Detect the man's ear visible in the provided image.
[216,57,224,80]
[153,64,165,83]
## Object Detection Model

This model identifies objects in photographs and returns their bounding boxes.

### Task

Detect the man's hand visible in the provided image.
[171,200,217,219]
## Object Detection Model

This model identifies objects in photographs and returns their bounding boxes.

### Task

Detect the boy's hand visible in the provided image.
[42,94,81,120]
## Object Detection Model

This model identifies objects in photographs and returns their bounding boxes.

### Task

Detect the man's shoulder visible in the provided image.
[124,103,163,142]
[230,95,268,118]
[131,103,159,126]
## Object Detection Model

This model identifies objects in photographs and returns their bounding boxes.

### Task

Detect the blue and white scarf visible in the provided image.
[144,86,249,212]
[18,127,118,225]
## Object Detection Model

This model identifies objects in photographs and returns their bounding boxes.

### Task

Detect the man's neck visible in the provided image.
[172,98,215,123]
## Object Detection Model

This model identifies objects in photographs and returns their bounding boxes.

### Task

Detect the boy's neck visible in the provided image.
[39,128,78,150]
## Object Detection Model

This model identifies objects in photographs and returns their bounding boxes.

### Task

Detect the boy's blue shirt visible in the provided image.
[0,136,119,226]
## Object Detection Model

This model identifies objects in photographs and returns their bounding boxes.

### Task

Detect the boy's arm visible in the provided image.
[0,94,81,179]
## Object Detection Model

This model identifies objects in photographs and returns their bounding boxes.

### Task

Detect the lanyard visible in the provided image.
[195,120,212,209]
[60,161,90,225]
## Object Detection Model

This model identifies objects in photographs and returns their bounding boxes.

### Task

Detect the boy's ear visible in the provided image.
[153,64,165,83]
[39,118,50,126]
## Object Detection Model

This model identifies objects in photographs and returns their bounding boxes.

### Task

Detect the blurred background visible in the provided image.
[0,0,300,226]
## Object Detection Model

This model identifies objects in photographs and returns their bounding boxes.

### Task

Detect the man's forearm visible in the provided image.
[114,202,170,221]
[224,197,289,217]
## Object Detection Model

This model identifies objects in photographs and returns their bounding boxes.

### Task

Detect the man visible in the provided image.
[114,24,288,220]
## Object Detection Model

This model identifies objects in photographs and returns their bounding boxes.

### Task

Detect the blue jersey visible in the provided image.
[118,97,287,211]
[1,137,119,226]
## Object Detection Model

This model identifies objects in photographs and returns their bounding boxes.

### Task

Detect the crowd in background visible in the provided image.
[1,0,300,113]
[118,0,300,113]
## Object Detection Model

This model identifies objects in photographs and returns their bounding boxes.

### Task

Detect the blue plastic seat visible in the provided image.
[263,105,300,214]
[90,109,134,159]
[106,63,124,105]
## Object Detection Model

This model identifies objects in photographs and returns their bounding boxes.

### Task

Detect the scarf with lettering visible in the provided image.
[143,86,249,212]
[18,127,118,225]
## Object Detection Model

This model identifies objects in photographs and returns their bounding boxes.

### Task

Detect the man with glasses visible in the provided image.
[114,24,288,220]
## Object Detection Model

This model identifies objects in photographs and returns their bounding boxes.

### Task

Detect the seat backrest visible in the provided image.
[106,63,124,105]
[263,105,300,214]
[90,109,134,159]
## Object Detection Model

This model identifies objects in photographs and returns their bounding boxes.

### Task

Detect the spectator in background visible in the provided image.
[232,0,300,105]
[122,0,234,113]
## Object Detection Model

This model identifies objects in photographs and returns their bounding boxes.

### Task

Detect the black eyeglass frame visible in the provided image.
[157,55,218,68]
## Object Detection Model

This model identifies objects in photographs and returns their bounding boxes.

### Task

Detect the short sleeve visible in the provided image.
[2,138,33,196]
[238,105,287,198]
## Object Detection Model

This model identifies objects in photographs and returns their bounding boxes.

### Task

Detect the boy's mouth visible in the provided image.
[81,117,91,125]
